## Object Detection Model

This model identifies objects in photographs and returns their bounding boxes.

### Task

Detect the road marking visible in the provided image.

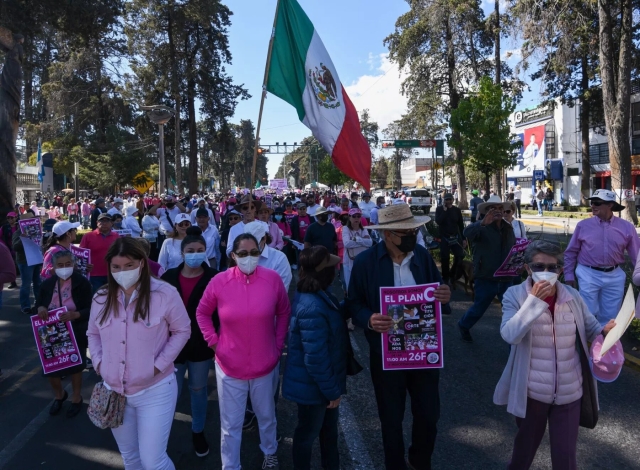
[0,383,72,469]
[0,365,41,399]
[337,334,375,469]
[0,354,39,384]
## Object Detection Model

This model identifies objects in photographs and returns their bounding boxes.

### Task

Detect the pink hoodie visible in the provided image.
[196,266,290,380]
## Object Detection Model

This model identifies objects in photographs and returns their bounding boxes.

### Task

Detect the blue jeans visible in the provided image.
[82,215,90,229]
[17,263,42,311]
[292,404,340,470]
[90,276,109,294]
[175,359,212,433]
[537,201,543,215]
[459,278,513,330]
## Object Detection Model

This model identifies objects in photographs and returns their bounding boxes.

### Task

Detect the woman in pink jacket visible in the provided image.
[87,237,191,470]
[494,241,615,470]
[196,233,290,470]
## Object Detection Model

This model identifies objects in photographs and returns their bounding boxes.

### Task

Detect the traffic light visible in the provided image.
[257,147,270,155]
[382,141,395,148]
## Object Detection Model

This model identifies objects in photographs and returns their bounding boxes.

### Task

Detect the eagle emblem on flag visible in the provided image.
[308,63,341,109]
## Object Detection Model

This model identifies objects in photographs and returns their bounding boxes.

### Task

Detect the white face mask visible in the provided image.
[235,255,259,275]
[112,265,142,290]
[531,271,558,286]
[55,267,74,280]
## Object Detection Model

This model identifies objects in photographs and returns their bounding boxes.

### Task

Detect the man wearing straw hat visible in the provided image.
[564,189,639,326]
[346,204,451,470]
[458,195,516,343]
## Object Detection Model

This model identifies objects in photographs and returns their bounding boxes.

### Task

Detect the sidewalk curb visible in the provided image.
[623,350,640,373]
[521,220,565,229]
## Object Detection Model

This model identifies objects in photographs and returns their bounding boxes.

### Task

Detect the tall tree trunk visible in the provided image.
[494,0,501,85]
[394,149,402,190]
[23,47,34,156]
[187,76,198,193]
[598,0,635,223]
[580,54,591,206]
[167,6,182,194]
[446,15,468,209]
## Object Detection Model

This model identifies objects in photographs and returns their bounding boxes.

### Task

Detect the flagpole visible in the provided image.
[251,0,281,192]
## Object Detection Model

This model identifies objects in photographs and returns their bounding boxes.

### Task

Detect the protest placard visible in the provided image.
[31,307,83,374]
[380,283,443,370]
[18,218,44,266]
[113,229,132,237]
[494,239,531,277]
[70,245,91,280]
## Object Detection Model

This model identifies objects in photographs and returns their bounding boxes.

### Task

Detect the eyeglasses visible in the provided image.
[350,214,362,218]
[177,222,191,227]
[504,210,512,214]
[234,249,261,258]
[590,200,609,207]
[529,263,562,273]
[390,228,419,237]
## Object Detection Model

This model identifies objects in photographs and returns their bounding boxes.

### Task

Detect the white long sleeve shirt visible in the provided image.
[259,246,292,291]
[122,216,142,237]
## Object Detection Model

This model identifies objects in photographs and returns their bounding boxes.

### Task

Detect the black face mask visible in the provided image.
[395,233,418,253]
[317,214,329,223]
[166,203,175,209]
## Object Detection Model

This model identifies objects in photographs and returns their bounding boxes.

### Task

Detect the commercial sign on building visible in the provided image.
[513,103,554,127]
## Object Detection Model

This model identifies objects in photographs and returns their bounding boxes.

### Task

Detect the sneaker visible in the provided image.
[192,431,210,457]
[243,410,256,430]
[262,453,279,469]
[8,282,17,289]
[459,325,473,343]
[85,358,93,370]
[21,308,31,314]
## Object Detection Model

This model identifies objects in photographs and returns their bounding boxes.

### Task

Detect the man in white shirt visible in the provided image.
[190,198,214,224]
[149,195,185,236]
[226,194,260,256]
[358,192,377,222]
[244,221,292,291]
[306,196,320,217]
[107,197,124,216]
[194,207,220,269]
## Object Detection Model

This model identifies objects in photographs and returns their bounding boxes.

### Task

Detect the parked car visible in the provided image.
[405,189,432,214]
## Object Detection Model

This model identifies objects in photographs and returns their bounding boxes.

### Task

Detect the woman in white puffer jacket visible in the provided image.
[494,240,616,470]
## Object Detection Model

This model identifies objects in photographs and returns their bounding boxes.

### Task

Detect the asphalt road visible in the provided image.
[1,268,640,470]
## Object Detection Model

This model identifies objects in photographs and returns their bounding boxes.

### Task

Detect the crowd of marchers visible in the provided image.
[0,185,636,470]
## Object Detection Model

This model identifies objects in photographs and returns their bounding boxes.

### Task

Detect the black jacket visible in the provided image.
[346,242,451,354]
[36,272,93,347]
[90,206,108,230]
[161,263,218,363]
[463,221,516,280]
[435,205,465,239]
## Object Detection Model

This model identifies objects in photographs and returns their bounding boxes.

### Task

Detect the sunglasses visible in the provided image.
[390,228,419,237]
[228,216,241,221]
[590,200,609,207]
[177,222,191,227]
[529,263,562,273]
[350,214,362,218]
[503,210,512,214]
[234,249,261,258]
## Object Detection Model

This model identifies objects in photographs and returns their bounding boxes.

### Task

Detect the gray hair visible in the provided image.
[523,240,564,266]
[51,249,75,264]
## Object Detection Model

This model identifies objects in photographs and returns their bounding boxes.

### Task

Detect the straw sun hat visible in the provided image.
[366,204,430,230]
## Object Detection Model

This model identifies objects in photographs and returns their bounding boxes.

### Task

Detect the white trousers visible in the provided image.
[575,264,626,326]
[215,361,279,470]
[111,379,178,470]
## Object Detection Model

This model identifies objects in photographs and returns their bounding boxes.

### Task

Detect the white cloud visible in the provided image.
[345,53,408,135]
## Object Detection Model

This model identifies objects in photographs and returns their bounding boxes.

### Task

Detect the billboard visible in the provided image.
[508,123,546,178]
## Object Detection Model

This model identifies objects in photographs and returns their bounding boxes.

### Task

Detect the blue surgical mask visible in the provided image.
[184,252,207,268]
[275,215,283,221]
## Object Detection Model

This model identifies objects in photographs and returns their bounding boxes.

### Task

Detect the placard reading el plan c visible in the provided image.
[380,283,443,370]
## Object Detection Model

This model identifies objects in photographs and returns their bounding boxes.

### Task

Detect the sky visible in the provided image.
[225,0,542,179]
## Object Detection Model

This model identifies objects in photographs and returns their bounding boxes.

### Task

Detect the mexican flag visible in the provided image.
[266,0,371,191]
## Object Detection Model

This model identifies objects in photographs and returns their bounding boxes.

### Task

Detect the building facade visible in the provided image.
[505,98,639,206]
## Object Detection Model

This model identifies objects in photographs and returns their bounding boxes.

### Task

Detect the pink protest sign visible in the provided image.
[494,239,531,277]
[380,283,443,370]
[31,307,83,374]
[70,245,91,280]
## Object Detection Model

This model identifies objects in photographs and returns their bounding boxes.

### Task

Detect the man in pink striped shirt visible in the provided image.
[564,189,640,325]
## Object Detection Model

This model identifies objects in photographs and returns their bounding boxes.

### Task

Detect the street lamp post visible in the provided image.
[140,105,175,195]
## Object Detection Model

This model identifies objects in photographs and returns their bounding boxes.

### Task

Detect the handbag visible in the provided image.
[577,339,599,429]
[87,382,126,429]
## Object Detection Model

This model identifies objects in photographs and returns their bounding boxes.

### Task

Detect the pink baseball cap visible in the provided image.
[7,212,16,217]
[348,208,362,216]
[589,334,624,383]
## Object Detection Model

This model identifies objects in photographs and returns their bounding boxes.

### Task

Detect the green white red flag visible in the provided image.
[266,0,371,190]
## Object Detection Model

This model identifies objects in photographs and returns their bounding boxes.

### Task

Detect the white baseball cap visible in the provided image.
[174,213,191,224]
[244,220,269,240]
[52,220,81,237]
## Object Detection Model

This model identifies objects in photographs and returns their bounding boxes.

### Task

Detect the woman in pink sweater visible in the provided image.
[196,233,290,470]
[87,237,191,470]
